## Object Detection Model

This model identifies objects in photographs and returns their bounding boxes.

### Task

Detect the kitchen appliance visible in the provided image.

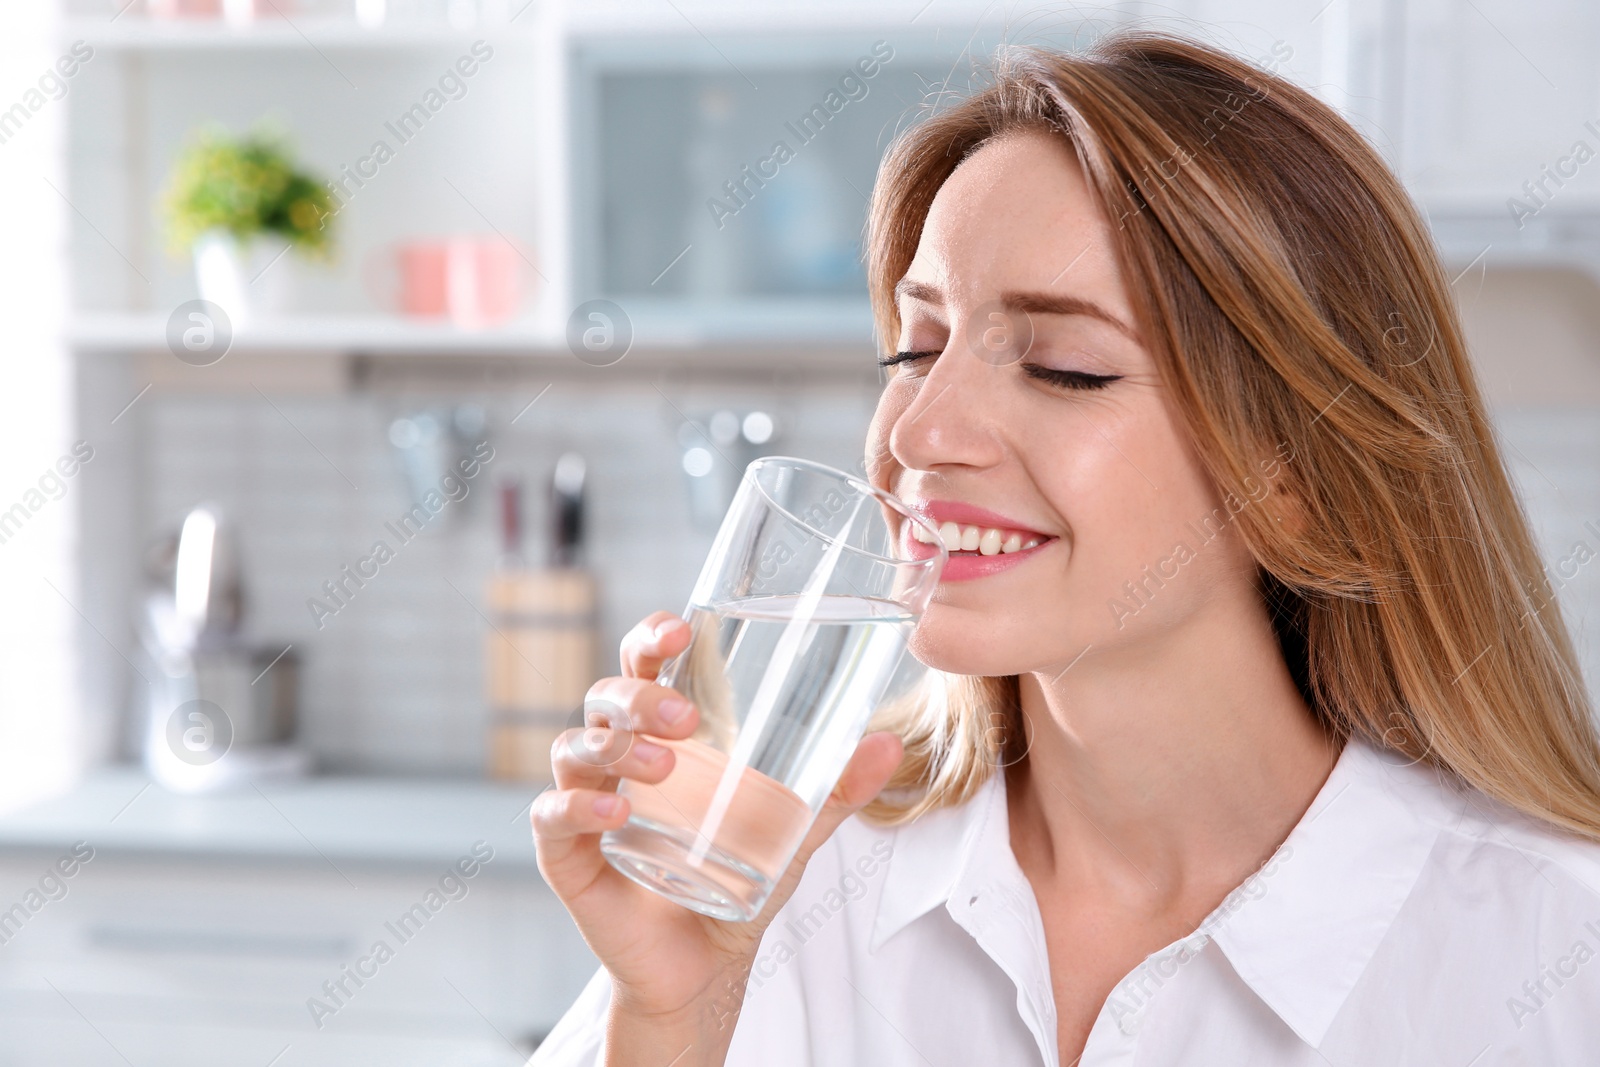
[137,506,310,792]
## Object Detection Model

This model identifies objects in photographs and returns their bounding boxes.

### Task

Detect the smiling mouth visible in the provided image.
[910,519,1052,556]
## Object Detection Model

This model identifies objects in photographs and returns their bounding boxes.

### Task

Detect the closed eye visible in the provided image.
[883,350,1120,391]
[877,350,939,368]
[878,350,1122,392]
[1021,364,1123,390]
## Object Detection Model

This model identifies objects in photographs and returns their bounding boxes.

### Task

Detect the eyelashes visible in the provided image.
[877,350,1123,391]
[876,351,934,369]
[876,350,939,367]
[1022,365,1123,391]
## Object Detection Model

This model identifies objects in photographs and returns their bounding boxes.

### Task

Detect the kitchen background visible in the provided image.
[0,0,1597,1063]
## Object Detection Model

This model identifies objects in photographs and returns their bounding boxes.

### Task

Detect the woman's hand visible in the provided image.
[532,610,904,1064]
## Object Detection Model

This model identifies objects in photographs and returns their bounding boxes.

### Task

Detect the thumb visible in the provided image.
[753,732,903,925]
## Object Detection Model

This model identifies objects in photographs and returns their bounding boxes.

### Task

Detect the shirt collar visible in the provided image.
[868,735,1465,1048]
[1202,736,1463,1047]
[870,768,1007,953]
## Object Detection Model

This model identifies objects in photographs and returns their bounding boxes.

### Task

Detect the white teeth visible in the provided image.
[910,520,936,544]
[927,520,1047,554]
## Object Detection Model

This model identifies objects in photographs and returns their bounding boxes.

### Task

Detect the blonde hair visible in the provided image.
[860,32,1600,839]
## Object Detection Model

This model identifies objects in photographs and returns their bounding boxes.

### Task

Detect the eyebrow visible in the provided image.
[893,278,1137,340]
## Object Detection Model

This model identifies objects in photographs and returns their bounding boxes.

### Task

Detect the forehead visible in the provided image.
[903,129,1129,317]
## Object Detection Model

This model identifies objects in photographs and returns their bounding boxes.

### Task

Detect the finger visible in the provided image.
[620,612,691,680]
[794,732,904,867]
[531,786,631,893]
[551,725,678,791]
[583,676,700,741]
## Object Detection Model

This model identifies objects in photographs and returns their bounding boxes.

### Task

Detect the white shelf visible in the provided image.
[65,309,881,372]
[61,14,538,51]
[560,2,997,38]
[68,310,565,353]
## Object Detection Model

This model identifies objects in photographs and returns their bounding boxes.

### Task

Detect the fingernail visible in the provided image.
[652,618,684,641]
[658,698,691,725]
[633,740,667,763]
[593,795,621,817]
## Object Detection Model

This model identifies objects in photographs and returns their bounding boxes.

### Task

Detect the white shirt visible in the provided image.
[530,737,1600,1065]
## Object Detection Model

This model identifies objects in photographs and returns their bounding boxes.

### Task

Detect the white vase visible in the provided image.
[192,231,296,328]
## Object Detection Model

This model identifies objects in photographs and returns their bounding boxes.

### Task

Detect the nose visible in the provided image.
[887,340,1007,475]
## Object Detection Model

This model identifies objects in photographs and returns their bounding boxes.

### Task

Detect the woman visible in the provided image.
[530,32,1600,1066]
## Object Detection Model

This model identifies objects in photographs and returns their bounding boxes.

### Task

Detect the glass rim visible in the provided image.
[743,455,947,574]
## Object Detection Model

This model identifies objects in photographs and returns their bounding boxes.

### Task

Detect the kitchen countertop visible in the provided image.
[0,767,549,870]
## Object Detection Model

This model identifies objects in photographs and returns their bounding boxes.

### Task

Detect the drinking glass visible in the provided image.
[598,456,947,921]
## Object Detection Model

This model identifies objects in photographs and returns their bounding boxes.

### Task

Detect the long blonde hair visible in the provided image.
[861,32,1600,840]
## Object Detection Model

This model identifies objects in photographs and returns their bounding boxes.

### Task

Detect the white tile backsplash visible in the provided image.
[98,366,882,774]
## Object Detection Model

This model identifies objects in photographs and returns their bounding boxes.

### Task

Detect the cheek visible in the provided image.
[1071,405,1255,625]
[1024,393,1227,573]
[1095,416,1219,556]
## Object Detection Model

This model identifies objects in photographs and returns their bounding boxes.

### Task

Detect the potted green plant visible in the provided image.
[161,125,335,324]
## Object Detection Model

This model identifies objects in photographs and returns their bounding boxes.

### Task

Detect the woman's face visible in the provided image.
[868,129,1265,678]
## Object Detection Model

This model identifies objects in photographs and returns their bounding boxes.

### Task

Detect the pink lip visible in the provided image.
[900,498,1058,583]
[910,499,1053,537]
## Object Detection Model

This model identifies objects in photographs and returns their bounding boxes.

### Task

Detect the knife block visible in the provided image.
[486,568,599,781]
